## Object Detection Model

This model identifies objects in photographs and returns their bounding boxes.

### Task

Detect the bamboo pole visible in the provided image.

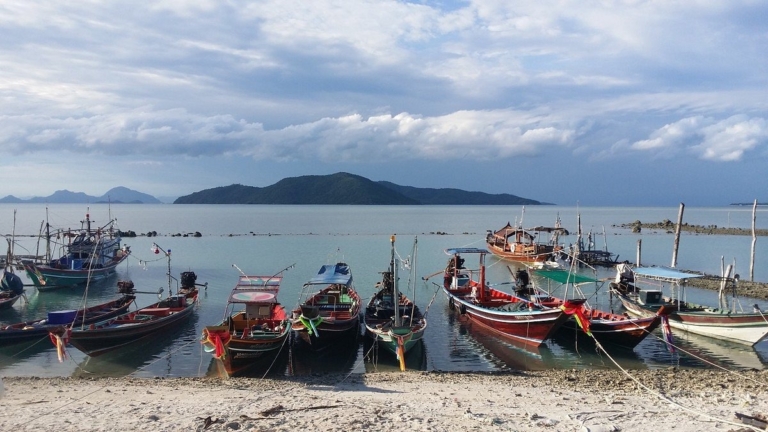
[750,199,757,282]
[671,202,685,268]
[636,239,642,266]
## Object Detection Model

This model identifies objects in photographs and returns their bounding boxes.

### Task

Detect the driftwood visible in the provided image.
[259,404,344,417]
[734,412,768,430]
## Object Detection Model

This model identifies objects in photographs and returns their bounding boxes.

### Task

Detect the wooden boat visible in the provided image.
[522,267,666,350]
[610,264,768,346]
[485,222,567,264]
[55,255,203,356]
[364,236,426,371]
[22,212,131,289]
[0,271,24,310]
[437,248,585,347]
[0,294,135,347]
[201,267,292,376]
[291,262,361,350]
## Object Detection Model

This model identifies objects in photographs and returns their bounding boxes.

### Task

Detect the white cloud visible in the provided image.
[630,115,768,161]
[0,0,767,202]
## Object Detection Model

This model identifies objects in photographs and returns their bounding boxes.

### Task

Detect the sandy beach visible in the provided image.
[3,369,768,432]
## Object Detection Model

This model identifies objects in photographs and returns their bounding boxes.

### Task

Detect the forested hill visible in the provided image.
[174,173,547,205]
[377,181,546,205]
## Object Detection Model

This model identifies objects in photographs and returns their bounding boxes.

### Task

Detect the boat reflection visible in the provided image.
[207,348,290,378]
[71,316,199,378]
[289,338,362,376]
[453,312,552,371]
[659,331,768,370]
[363,336,427,372]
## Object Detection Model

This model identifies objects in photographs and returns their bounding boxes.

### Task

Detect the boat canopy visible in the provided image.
[488,222,536,241]
[444,247,488,255]
[632,267,704,282]
[307,263,353,286]
[535,268,597,285]
[228,290,277,304]
[229,275,282,302]
[236,275,282,289]
[526,226,570,235]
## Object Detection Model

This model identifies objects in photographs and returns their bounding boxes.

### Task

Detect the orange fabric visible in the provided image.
[203,329,231,359]
[559,303,592,336]
[48,329,70,363]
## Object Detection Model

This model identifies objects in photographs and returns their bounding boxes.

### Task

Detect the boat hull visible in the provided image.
[364,324,425,357]
[0,293,21,310]
[23,253,130,290]
[0,295,135,347]
[486,243,550,263]
[203,325,290,376]
[557,313,662,350]
[66,294,197,356]
[443,286,571,347]
[614,290,768,346]
[292,284,362,351]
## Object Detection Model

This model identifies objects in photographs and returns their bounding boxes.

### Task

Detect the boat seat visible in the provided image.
[318,303,352,311]
[138,308,171,317]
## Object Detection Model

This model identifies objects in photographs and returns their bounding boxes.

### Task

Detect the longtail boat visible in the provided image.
[485,222,567,264]
[521,267,666,350]
[364,235,426,371]
[0,294,135,347]
[52,244,203,356]
[610,264,768,346]
[201,265,292,376]
[437,248,585,347]
[22,212,130,290]
[291,262,361,350]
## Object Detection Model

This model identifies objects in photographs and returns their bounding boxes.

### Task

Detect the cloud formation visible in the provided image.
[0,0,766,204]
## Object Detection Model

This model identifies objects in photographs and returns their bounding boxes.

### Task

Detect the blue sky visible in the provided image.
[1,1,766,206]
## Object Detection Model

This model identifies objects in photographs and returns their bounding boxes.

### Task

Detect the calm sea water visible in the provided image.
[1,203,767,378]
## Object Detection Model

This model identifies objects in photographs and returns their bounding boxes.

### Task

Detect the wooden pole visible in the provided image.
[671,202,685,268]
[750,199,757,282]
[636,239,642,266]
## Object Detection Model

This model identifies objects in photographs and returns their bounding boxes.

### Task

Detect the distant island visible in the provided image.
[173,172,550,205]
[0,187,162,204]
[0,173,549,206]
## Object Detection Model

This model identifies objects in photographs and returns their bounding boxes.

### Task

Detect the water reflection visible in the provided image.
[71,316,199,378]
[363,337,427,373]
[289,339,363,376]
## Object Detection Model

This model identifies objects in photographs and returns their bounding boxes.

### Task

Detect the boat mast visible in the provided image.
[152,242,173,296]
[391,235,401,327]
[478,250,486,302]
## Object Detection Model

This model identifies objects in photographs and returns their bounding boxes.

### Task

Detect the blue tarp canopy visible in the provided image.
[307,263,353,286]
[632,266,704,282]
[444,248,488,255]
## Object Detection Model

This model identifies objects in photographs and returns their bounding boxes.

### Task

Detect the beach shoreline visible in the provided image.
[3,369,768,431]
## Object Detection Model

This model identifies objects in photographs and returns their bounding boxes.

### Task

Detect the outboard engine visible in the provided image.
[117,280,136,294]
[181,271,197,289]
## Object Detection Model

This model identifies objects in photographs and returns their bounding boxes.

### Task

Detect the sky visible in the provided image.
[1,1,766,206]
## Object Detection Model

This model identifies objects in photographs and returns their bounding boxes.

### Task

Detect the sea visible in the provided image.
[1,203,767,378]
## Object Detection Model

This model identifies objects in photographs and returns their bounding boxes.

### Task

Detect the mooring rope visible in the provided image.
[588,334,763,431]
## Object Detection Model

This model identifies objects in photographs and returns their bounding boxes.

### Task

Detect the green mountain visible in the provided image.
[174,173,419,204]
[377,181,546,205]
[174,173,547,205]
